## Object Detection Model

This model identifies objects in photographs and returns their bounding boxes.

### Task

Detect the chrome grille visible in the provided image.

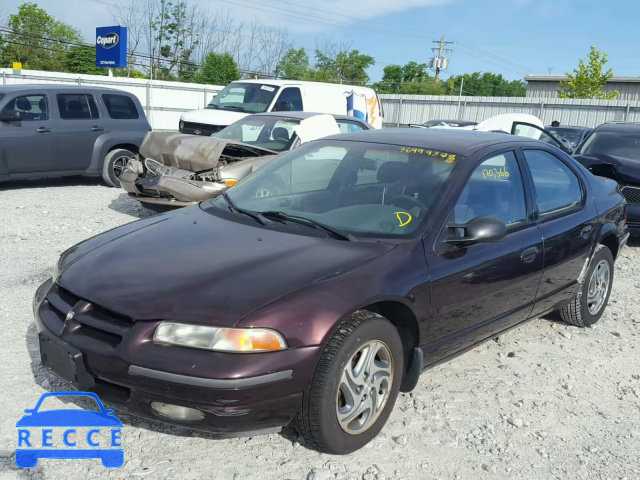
[621,186,640,205]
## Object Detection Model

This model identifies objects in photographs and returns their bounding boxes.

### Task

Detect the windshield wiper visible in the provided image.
[222,193,273,226]
[206,104,220,109]
[260,211,355,241]
[221,105,247,112]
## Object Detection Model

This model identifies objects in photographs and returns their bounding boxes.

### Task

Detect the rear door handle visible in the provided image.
[521,246,539,263]
[581,226,593,237]
[90,126,104,132]
[36,127,51,133]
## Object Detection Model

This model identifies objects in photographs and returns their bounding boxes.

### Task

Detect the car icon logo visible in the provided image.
[15,391,124,468]
[65,310,75,322]
[194,130,201,135]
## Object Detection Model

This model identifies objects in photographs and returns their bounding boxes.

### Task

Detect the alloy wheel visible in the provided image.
[587,259,610,315]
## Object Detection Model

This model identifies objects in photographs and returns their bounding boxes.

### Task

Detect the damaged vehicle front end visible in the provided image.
[572,122,640,235]
[120,132,279,210]
[120,113,354,211]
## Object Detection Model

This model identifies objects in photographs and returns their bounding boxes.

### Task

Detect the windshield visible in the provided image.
[547,127,586,148]
[218,140,459,239]
[577,131,640,161]
[207,83,279,114]
[215,115,300,152]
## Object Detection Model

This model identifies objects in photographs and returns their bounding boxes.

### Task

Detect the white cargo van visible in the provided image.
[179,79,383,136]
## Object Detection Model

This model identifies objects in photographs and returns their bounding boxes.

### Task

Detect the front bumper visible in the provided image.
[626,204,640,235]
[33,279,321,434]
[120,169,228,210]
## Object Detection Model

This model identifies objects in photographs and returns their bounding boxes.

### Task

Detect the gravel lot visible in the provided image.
[1,179,639,480]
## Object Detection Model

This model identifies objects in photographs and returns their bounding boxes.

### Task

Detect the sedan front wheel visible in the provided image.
[294,311,404,454]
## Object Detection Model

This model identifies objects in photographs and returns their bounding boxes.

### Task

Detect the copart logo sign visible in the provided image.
[15,391,124,468]
[96,32,119,49]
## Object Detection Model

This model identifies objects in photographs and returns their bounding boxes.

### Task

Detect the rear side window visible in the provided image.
[57,94,100,120]
[102,94,139,119]
[523,149,583,217]
[337,120,366,134]
[274,88,303,112]
[1,94,49,121]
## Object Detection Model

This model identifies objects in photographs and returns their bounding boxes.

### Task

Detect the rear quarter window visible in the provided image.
[102,94,139,119]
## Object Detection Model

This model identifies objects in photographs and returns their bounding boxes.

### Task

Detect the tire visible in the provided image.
[293,311,404,454]
[560,244,614,327]
[102,148,134,187]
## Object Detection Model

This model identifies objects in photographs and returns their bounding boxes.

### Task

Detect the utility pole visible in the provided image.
[431,36,454,84]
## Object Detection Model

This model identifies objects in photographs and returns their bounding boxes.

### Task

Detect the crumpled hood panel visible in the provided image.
[573,154,640,185]
[57,207,395,324]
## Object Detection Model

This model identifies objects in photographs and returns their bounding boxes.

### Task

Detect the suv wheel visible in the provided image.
[102,148,134,187]
[293,311,403,454]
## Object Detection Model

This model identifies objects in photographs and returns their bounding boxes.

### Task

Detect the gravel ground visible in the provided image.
[1,179,639,480]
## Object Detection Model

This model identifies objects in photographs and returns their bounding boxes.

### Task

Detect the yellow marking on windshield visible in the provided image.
[394,211,412,227]
[400,147,456,163]
[482,167,510,180]
[236,175,257,186]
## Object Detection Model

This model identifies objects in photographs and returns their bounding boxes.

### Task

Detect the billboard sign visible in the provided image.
[96,26,127,68]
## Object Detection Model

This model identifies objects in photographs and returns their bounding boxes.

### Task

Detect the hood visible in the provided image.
[139,131,278,172]
[573,153,640,185]
[57,207,395,324]
[180,108,248,126]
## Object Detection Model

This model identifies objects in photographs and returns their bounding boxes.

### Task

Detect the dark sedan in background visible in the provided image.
[546,125,593,150]
[34,129,628,454]
[573,122,640,234]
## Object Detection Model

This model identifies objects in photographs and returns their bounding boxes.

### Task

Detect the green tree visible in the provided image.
[373,64,403,92]
[402,61,429,83]
[558,46,618,99]
[445,72,526,97]
[0,2,83,70]
[275,47,310,80]
[65,45,105,75]
[196,52,241,85]
[313,49,374,84]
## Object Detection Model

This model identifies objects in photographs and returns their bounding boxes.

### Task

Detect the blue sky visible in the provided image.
[3,0,639,81]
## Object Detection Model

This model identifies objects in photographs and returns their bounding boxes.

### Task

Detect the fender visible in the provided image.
[85,131,147,176]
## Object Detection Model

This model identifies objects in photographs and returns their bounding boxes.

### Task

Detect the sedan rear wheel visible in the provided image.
[561,244,614,327]
[294,311,403,454]
[102,148,134,187]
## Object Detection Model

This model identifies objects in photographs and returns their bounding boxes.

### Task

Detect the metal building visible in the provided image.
[525,75,640,101]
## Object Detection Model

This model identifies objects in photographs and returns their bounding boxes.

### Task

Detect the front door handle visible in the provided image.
[581,226,593,237]
[90,126,104,132]
[521,246,539,263]
[36,127,51,133]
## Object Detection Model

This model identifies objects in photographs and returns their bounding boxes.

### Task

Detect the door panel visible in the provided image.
[424,150,544,364]
[56,93,105,171]
[1,94,58,174]
[522,149,597,316]
[511,121,573,154]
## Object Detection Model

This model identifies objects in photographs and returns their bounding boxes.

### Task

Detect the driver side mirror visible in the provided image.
[0,110,22,122]
[445,216,507,247]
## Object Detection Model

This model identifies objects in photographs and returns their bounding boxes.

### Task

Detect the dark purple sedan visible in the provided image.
[34,129,628,454]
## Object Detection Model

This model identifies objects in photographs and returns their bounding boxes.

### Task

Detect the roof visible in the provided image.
[232,79,374,90]
[0,84,132,94]
[526,75,640,83]
[248,111,367,123]
[325,128,528,156]
[592,122,640,132]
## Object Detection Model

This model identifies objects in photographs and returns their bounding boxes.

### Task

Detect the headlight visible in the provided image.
[153,322,287,352]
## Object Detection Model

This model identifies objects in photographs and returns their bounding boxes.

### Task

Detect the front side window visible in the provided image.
[273,88,303,112]
[206,83,279,114]
[57,94,100,120]
[221,141,459,238]
[523,149,583,217]
[449,151,527,228]
[102,94,139,119]
[1,94,49,121]
[215,116,301,152]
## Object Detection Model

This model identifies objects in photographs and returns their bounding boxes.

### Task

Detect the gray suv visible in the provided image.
[0,85,150,186]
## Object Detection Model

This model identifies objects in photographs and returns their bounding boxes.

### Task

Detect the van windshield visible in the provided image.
[207,83,280,114]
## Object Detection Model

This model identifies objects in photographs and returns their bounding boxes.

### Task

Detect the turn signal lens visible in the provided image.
[154,323,287,352]
[224,179,238,187]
